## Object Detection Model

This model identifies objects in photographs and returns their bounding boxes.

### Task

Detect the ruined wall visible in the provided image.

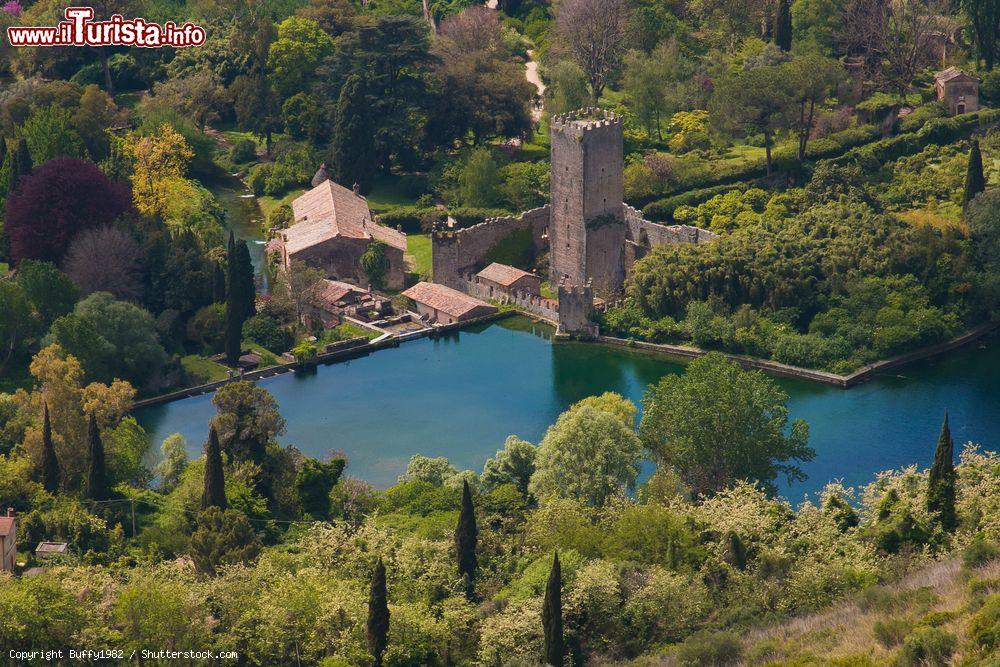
[459,274,560,323]
[622,204,718,277]
[557,282,598,338]
[549,109,624,290]
[432,206,549,290]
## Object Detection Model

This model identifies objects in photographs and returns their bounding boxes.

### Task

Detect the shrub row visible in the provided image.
[642,183,748,222]
[376,207,514,234]
[826,108,1000,172]
[634,124,882,209]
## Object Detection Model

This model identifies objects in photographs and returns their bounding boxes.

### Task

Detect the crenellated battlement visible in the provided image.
[550,107,623,135]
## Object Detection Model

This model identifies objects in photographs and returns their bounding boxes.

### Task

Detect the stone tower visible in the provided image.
[549,108,627,296]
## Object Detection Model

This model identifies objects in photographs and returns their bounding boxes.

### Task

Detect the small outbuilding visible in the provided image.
[935,67,979,116]
[0,508,16,572]
[402,282,498,324]
[35,542,69,558]
[475,263,542,297]
[304,279,391,328]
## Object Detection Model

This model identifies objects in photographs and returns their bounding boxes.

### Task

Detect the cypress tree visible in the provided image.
[224,232,243,366]
[235,239,256,320]
[8,138,32,194]
[927,413,957,532]
[542,552,564,667]
[455,479,478,599]
[964,139,986,208]
[774,0,792,51]
[212,262,226,304]
[85,412,108,501]
[330,73,378,193]
[367,557,390,667]
[39,403,60,494]
[202,425,227,510]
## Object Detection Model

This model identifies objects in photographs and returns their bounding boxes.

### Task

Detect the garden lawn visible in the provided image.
[407,234,433,281]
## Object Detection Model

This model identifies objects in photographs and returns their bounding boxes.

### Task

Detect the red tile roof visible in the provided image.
[935,67,978,83]
[310,279,367,310]
[401,282,497,319]
[0,517,14,538]
[476,262,538,287]
[285,180,407,255]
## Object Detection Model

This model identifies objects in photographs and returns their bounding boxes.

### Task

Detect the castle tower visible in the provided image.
[549,108,627,295]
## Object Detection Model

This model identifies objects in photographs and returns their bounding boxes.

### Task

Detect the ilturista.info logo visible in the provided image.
[6,6,206,48]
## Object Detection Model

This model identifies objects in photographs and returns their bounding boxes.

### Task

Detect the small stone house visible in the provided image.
[271,178,407,290]
[304,279,390,329]
[475,263,542,298]
[0,508,16,572]
[402,281,497,324]
[935,67,979,116]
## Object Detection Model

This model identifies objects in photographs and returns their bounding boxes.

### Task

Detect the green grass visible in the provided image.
[540,281,557,300]
[180,355,229,384]
[258,189,304,221]
[244,342,282,367]
[366,175,422,212]
[407,234,433,280]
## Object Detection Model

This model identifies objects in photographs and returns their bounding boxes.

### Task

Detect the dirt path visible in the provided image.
[525,50,545,121]
[484,1,544,121]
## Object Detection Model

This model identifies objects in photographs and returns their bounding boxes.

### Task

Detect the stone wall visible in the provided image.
[557,282,598,338]
[622,204,718,277]
[432,206,550,290]
[458,274,560,323]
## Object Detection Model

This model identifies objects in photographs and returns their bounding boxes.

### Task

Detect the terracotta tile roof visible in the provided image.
[284,180,406,255]
[402,282,497,318]
[935,67,977,83]
[476,262,538,287]
[310,279,367,310]
[0,517,14,538]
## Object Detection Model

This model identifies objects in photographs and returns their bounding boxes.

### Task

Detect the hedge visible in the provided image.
[631,124,883,208]
[376,207,514,234]
[642,183,749,222]
[826,108,1000,172]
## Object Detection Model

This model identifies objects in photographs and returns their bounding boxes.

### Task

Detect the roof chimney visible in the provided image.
[6,508,12,517]
[353,183,360,196]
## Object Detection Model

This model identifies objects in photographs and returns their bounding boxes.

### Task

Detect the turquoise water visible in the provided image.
[135,317,1000,501]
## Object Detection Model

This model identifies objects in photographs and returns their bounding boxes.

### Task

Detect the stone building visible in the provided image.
[0,508,16,572]
[402,281,498,324]
[475,262,542,298]
[303,279,391,329]
[935,68,979,116]
[270,178,407,290]
[431,107,716,335]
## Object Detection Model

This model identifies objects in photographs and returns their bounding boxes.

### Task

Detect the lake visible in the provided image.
[135,316,1000,502]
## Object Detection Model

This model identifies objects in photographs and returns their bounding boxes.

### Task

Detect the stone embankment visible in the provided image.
[597,320,1000,388]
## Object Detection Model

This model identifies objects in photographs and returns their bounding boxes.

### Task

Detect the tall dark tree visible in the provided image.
[542,552,564,667]
[964,139,986,209]
[773,0,792,51]
[367,557,390,667]
[329,73,378,193]
[235,240,256,321]
[202,425,227,510]
[7,138,31,195]
[927,413,957,532]
[84,412,109,501]
[962,0,1000,70]
[39,404,60,494]
[224,232,244,366]
[455,479,478,599]
[212,261,226,304]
